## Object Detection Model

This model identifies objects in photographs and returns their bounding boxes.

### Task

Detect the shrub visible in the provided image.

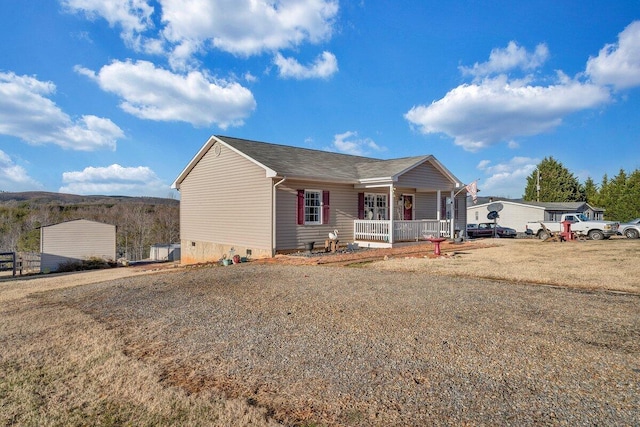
[56,257,114,273]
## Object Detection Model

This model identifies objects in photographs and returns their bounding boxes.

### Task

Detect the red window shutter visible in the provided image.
[297,190,304,225]
[322,191,330,224]
[358,192,365,219]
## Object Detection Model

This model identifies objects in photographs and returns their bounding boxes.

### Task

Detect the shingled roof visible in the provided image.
[173,135,461,188]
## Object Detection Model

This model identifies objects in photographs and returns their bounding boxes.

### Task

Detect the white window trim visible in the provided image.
[364,192,389,220]
[304,189,322,225]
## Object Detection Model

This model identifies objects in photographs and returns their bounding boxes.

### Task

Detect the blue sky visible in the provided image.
[1,1,639,198]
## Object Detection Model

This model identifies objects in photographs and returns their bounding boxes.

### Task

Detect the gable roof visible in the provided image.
[40,219,115,229]
[173,135,462,188]
[527,201,604,212]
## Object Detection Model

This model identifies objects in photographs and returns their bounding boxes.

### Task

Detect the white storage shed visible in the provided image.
[149,243,181,261]
[40,219,116,272]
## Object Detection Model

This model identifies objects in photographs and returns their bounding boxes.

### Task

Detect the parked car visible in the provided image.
[617,218,640,239]
[467,222,517,238]
[465,223,477,238]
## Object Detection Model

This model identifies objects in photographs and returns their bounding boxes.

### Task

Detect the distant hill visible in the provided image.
[0,191,179,206]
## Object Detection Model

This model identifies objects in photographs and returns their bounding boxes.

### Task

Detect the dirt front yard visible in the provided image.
[1,238,639,426]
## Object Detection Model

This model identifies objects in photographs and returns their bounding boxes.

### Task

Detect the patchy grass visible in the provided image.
[0,294,281,427]
[370,237,640,294]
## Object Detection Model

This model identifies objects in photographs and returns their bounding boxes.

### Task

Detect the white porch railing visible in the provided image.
[354,219,451,243]
[354,220,391,242]
[394,219,451,241]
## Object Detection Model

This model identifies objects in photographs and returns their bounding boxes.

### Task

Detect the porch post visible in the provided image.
[389,184,394,244]
[436,190,441,237]
[450,190,455,238]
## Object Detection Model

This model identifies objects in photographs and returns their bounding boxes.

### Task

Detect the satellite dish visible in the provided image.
[487,202,503,212]
[487,211,499,220]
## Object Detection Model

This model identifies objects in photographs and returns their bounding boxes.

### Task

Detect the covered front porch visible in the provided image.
[354,219,461,248]
[351,174,467,247]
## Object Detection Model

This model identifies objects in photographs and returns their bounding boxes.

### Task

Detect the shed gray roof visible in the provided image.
[524,201,604,212]
[173,135,462,188]
[472,197,604,212]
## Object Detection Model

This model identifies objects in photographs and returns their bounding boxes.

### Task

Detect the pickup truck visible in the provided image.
[525,213,619,240]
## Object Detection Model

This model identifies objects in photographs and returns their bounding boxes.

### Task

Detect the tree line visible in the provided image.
[523,157,640,221]
[0,193,179,260]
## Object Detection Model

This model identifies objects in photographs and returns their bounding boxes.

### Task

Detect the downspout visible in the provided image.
[272,177,287,256]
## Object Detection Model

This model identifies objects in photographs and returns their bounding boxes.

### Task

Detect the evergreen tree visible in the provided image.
[598,174,611,212]
[597,169,640,221]
[523,157,582,202]
[627,169,640,220]
[582,177,599,205]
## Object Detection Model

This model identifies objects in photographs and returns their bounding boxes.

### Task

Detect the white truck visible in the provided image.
[526,213,619,240]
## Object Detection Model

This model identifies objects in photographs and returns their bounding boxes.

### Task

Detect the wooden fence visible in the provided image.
[0,252,41,277]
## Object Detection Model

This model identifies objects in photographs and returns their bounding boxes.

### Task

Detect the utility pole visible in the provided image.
[536,169,540,202]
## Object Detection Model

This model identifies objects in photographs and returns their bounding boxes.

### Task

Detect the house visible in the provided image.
[467,197,606,233]
[40,219,116,272]
[172,135,467,263]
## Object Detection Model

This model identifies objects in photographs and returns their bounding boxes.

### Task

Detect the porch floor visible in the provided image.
[354,238,449,249]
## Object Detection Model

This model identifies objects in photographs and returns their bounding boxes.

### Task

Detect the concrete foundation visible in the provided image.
[180,240,271,265]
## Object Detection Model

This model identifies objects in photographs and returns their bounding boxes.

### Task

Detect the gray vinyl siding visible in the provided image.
[396,162,454,190]
[275,180,357,250]
[414,193,438,219]
[40,220,115,272]
[179,142,272,251]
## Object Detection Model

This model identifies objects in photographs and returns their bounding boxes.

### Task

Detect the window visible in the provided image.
[364,193,388,220]
[297,189,330,225]
[305,190,321,224]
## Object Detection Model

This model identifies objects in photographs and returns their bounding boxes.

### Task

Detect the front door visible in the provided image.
[403,195,413,220]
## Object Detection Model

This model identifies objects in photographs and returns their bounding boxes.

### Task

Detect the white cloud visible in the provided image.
[0,72,123,151]
[586,20,640,90]
[63,0,340,70]
[405,31,640,151]
[460,41,549,78]
[76,60,256,128]
[476,157,538,198]
[160,0,339,65]
[328,131,386,156]
[244,72,258,83]
[0,150,44,191]
[274,51,338,79]
[405,74,610,151]
[59,164,171,197]
[61,0,155,50]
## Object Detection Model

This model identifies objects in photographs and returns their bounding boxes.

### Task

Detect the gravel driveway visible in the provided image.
[56,263,639,426]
